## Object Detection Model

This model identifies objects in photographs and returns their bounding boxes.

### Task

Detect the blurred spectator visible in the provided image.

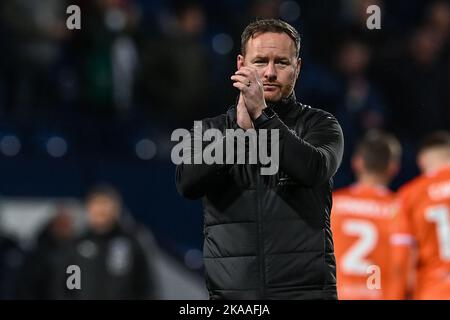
[377,22,448,185]
[77,0,140,116]
[137,1,212,129]
[17,206,76,299]
[250,0,281,19]
[338,0,387,49]
[332,38,387,185]
[383,24,448,140]
[0,233,25,299]
[426,0,450,44]
[69,184,154,299]
[335,38,386,131]
[1,0,69,118]
[425,1,450,126]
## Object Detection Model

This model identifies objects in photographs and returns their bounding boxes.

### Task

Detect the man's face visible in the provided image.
[86,195,120,233]
[238,32,301,102]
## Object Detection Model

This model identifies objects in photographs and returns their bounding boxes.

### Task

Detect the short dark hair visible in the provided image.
[241,19,301,58]
[418,131,450,154]
[86,183,122,205]
[354,131,402,174]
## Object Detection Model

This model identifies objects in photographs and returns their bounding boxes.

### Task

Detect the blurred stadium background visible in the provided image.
[0,0,448,299]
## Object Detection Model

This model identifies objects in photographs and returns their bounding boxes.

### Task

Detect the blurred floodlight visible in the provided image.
[212,33,234,55]
[0,135,21,156]
[279,1,301,22]
[105,8,127,32]
[184,249,204,270]
[136,139,157,160]
[46,136,68,158]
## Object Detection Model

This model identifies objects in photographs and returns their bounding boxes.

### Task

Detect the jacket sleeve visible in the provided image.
[175,120,230,200]
[255,111,344,187]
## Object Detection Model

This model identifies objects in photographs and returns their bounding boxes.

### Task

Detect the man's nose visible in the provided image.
[264,62,277,81]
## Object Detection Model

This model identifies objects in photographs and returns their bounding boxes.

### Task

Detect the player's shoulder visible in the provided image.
[334,183,394,198]
[333,186,353,197]
[430,166,450,181]
[398,175,426,194]
[399,167,450,195]
[300,103,337,122]
[397,175,431,207]
[421,166,450,201]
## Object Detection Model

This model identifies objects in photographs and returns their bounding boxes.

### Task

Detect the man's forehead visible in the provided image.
[246,32,296,56]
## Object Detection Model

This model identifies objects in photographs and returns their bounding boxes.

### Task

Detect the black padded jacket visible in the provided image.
[176,94,344,299]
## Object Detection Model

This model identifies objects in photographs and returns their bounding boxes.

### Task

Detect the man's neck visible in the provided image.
[267,92,297,116]
[423,160,450,175]
[357,173,389,188]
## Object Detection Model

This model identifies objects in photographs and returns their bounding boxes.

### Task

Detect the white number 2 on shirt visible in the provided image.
[425,205,450,261]
[341,220,378,275]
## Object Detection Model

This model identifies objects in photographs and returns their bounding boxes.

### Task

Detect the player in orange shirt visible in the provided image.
[332,131,402,299]
[389,131,450,300]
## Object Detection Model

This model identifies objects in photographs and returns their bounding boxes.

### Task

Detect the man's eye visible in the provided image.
[277,61,289,65]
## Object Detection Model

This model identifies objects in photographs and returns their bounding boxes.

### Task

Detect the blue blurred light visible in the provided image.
[135,138,157,160]
[212,33,234,55]
[46,136,68,158]
[0,135,21,156]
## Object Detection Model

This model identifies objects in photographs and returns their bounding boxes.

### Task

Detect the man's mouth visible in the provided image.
[263,84,280,91]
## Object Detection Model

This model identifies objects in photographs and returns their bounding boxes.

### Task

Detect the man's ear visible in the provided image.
[387,161,400,179]
[237,54,244,70]
[351,155,363,174]
[417,153,426,174]
[295,58,302,78]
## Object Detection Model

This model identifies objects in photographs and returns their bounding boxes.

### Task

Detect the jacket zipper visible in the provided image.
[255,162,266,298]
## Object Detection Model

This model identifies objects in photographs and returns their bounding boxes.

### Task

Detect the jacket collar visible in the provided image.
[267,92,297,118]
